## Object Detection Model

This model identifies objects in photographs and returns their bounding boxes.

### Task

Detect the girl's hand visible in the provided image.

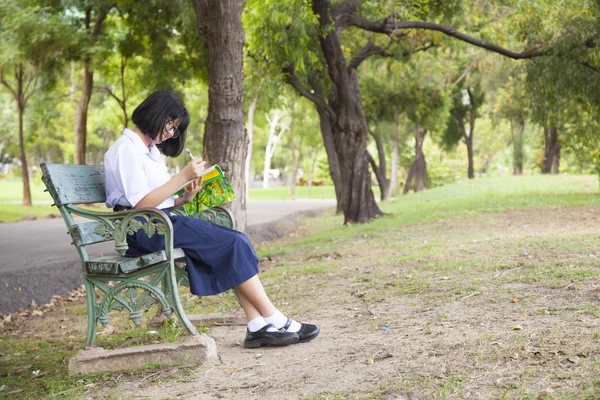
[182,158,207,181]
[181,176,203,204]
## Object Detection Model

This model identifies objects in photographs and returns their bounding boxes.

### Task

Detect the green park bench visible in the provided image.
[40,163,235,348]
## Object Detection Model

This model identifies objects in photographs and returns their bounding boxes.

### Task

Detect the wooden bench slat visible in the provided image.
[84,248,186,275]
[71,222,111,246]
[41,163,106,205]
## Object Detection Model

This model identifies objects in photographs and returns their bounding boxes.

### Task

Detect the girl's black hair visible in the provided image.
[131,90,190,157]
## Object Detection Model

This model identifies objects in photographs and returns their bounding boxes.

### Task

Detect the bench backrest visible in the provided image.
[41,163,113,254]
[40,163,106,206]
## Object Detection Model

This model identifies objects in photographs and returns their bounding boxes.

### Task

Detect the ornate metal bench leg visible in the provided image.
[167,271,198,336]
[84,280,99,348]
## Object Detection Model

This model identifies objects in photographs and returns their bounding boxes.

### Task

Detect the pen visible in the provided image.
[185,148,195,160]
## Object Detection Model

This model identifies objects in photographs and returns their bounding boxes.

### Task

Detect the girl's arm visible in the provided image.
[134,159,207,209]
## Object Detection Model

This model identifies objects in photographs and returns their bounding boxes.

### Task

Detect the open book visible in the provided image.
[178,165,224,192]
[177,165,236,216]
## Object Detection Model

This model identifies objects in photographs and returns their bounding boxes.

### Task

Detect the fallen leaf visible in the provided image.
[365,358,374,365]
[512,325,523,331]
[495,377,518,388]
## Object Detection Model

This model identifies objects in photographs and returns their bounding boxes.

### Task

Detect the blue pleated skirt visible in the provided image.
[126,214,259,296]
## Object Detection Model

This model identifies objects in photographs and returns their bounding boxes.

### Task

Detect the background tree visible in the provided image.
[193,0,249,231]
[490,67,530,175]
[262,109,288,188]
[0,2,76,205]
[246,0,553,223]
[444,77,485,179]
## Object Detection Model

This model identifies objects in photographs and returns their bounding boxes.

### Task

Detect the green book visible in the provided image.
[183,167,236,216]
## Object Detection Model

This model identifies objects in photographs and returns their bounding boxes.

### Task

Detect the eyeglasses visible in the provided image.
[164,120,180,139]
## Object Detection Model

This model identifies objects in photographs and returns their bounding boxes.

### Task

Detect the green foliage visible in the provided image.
[443,78,485,151]
[244,0,322,78]
[0,1,79,71]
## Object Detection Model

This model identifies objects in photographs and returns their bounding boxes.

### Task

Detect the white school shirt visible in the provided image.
[104,128,175,209]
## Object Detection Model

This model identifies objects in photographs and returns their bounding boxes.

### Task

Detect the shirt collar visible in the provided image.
[122,128,151,155]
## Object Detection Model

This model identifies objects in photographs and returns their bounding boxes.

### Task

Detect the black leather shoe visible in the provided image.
[244,323,299,348]
[283,318,320,343]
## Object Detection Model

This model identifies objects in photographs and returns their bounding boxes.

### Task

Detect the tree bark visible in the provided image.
[512,119,524,175]
[315,106,343,213]
[452,106,475,179]
[465,133,474,179]
[74,56,92,165]
[194,0,248,231]
[15,64,31,206]
[403,126,428,194]
[390,106,400,197]
[542,125,560,174]
[73,7,111,165]
[306,0,383,223]
[368,127,390,201]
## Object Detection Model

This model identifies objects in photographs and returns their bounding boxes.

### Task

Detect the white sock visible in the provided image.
[265,310,302,333]
[247,316,278,332]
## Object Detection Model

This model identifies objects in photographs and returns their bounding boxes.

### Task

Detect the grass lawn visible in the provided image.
[1,174,600,399]
[0,179,337,222]
[0,179,52,202]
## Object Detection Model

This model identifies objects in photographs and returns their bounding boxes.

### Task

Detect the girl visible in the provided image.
[104,90,319,348]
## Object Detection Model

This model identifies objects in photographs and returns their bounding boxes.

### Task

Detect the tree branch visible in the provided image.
[367,150,378,173]
[23,77,39,109]
[22,70,38,103]
[347,15,548,59]
[91,4,116,41]
[282,65,336,119]
[580,60,600,74]
[402,40,434,57]
[332,0,363,32]
[452,55,484,86]
[95,86,125,108]
[349,39,392,70]
[0,67,18,101]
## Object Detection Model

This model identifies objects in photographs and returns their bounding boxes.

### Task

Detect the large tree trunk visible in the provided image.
[390,107,400,197]
[311,0,383,223]
[403,126,428,194]
[245,93,258,201]
[512,118,524,175]
[16,65,32,206]
[194,0,248,231]
[542,125,560,174]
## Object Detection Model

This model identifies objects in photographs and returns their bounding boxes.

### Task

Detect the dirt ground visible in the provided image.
[4,206,600,399]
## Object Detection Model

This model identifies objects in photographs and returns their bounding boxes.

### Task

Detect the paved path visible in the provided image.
[0,199,336,315]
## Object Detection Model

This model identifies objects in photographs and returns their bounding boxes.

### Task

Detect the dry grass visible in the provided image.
[2,175,600,399]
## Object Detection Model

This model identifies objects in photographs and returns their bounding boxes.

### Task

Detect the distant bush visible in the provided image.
[297,177,327,186]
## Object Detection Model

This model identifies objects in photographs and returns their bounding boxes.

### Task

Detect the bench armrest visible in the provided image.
[66,205,175,258]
